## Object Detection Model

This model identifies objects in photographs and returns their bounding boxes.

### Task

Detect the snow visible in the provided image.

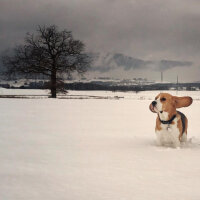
[0,89,200,200]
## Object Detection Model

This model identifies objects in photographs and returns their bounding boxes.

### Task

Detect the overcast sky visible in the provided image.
[1,0,200,82]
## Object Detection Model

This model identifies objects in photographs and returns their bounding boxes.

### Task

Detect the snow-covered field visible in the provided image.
[0,89,200,200]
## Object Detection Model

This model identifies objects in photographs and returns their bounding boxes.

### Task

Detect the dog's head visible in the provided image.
[149,93,193,120]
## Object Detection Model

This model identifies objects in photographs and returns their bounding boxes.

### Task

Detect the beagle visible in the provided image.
[149,93,193,147]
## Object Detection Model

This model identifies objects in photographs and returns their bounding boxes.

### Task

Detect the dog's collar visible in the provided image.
[159,114,176,125]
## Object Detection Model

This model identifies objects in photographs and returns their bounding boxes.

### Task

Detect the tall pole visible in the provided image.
[176,75,179,95]
[161,72,163,83]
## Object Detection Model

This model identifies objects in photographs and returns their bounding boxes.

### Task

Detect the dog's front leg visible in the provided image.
[169,132,180,148]
[155,131,164,146]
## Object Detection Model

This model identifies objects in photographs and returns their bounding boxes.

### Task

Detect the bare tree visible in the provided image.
[2,25,91,98]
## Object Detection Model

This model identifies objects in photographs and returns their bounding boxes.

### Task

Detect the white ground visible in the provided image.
[0,89,200,200]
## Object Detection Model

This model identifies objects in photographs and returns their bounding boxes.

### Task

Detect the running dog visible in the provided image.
[149,93,193,147]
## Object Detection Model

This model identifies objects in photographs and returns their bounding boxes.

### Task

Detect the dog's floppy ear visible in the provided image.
[173,96,193,108]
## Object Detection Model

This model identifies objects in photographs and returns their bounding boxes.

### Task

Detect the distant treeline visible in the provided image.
[64,82,200,91]
[1,81,200,91]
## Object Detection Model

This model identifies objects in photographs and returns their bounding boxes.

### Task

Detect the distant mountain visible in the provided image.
[90,52,192,73]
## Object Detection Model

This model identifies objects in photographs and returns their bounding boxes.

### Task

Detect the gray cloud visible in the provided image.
[0,0,200,81]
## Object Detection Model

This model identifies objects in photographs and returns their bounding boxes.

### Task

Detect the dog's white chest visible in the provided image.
[156,118,180,146]
[167,126,172,132]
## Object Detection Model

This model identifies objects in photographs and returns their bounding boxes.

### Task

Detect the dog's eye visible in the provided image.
[161,97,166,101]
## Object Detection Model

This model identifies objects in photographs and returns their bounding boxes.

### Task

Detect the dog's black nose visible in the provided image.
[152,101,157,106]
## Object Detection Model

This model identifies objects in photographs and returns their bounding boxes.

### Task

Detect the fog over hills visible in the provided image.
[90,52,192,73]
[86,52,193,82]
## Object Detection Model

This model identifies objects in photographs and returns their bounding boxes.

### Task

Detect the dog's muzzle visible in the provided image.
[149,101,157,113]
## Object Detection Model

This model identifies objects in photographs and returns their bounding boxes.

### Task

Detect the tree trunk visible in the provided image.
[50,70,57,98]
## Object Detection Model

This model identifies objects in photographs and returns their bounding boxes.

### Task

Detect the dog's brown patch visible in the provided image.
[177,116,183,140]
[158,93,177,120]
[155,116,162,131]
[185,117,188,135]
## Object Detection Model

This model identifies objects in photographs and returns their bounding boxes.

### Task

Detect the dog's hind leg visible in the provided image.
[181,117,188,143]
[180,133,187,142]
